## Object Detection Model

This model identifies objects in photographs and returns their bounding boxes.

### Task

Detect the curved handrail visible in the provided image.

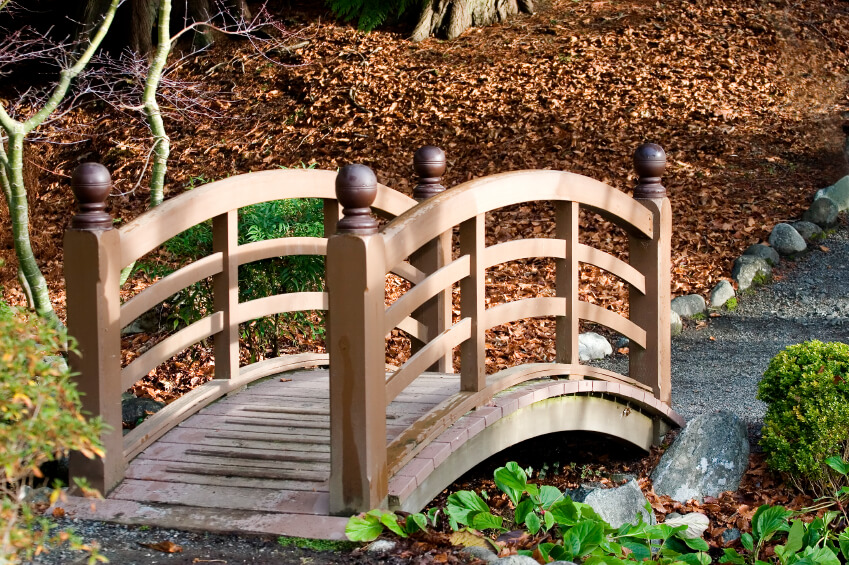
[118,169,416,267]
[381,170,653,271]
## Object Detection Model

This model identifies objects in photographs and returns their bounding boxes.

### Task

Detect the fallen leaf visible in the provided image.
[140,540,183,553]
[279,378,292,382]
[52,507,65,518]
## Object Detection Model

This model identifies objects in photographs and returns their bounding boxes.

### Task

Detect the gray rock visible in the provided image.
[670,310,683,337]
[462,546,498,563]
[803,198,839,227]
[709,281,735,308]
[122,394,166,427]
[722,528,741,544]
[121,309,161,336]
[815,176,849,211]
[615,337,630,350]
[791,221,823,243]
[578,332,612,361]
[563,484,598,503]
[731,256,772,292]
[366,540,397,554]
[583,480,653,528]
[495,556,540,565]
[742,243,780,266]
[768,223,806,255]
[671,295,706,318]
[651,410,749,503]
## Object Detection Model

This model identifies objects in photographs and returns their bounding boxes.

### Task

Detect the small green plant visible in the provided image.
[0,305,106,563]
[690,312,706,321]
[725,297,738,311]
[751,271,771,287]
[277,536,357,551]
[758,341,849,494]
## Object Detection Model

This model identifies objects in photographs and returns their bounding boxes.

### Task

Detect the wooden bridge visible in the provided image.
[60,144,683,539]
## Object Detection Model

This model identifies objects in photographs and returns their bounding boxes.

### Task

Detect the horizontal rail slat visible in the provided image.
[235,292,328,325]
[233,238,328,266]
[120,253,223,329]
[121,312,224,390]
[483,297,565,330]
[577,302,646,348]
[390,262,425,285]
[385,319,471,405]
[119,170,415,267]
[396,316,428,342]
[577,244,645,294]
[384,256,470,335]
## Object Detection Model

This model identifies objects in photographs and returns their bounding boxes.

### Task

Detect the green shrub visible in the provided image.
[326,0,418,31]
[0,305,105,563]
[758,340,849,493]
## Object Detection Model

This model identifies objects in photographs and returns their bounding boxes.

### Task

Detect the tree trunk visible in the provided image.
[411,0,534,42]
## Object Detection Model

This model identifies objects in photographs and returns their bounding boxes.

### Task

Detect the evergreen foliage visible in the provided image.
[326,0,419,32]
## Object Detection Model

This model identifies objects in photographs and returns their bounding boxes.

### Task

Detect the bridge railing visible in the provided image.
[64,165,418,495]
[326,143,671,513]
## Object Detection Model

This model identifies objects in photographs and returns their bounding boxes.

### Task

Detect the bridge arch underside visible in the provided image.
[389,388,683,513]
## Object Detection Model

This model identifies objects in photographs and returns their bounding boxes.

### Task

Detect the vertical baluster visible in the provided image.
[410,146,452,372]
[460,214,485,392]
[327,164,388,513]
[65,163,123,494]
[556,201,580,366]
[212,210,239,379]
[629,143,672,403]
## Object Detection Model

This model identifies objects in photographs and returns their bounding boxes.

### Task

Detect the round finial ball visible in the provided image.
[71,162,112,204]
[633,143,666,179]
[335,163,377,209]
[413,145,446,179]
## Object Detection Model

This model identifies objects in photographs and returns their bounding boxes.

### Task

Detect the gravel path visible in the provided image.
[26,223,849,564]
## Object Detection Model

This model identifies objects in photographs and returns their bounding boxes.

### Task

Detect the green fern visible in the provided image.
[326,0,419,32]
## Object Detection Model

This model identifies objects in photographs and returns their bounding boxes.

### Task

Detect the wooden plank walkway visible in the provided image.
[110,369,458,518]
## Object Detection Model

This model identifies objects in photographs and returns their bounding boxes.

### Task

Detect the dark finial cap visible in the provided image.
[633,143,667,199]
[71,162,113,230]
[413,145,446,200]
[335,164,378,234]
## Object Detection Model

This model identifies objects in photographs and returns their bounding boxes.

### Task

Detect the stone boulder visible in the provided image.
[803,197,839,228]
[122,393,166,427]
[671,295,706,318]
[742,243,779,266]
[651,410,749,503]
[768,223,806,256]
[731,256,771,292]
[815,176,849,212]
[670,310,683,337]
[578,332,612,361]
[791,221,823,243]
[583,480,654,528]
[709,281,735,308]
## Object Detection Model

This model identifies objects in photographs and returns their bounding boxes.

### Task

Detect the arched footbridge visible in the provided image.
[59,144,683,539]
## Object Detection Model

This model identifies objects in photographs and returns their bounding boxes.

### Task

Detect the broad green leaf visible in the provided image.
[538,485,563,509]
[379,511,407,537]
[471,512,504,531]
[494,462,527,505]
[538,542,557,561]
[838,531,849,561]
[525,511,541,535]
[825,456,849,476]
[405,513,427,534]
[665,512,710,539]
[622,539,652,561]
[682,537,709,552]
[446,491,490,525]
[426,507,440,527]
[543,509,555,531]
[677,553,711,565]
[752,505,792,542]
[515,498,534,525]
[345,514,383,542]
[584,556,627,565]
[784,519,805,555]
[517,549,534,557]
[562,520,604,558]
[719,548,746,565]
[741,533,754,552]
[800,546,840,565]
[550,498,580,525]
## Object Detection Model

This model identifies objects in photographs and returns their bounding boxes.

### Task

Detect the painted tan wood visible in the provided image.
[556,201,579,365]
[137,444,330,472]
[384,255,470,336]
[576,302,647,348]
[121,312,224,390]
[157,427,331,450]
[460,214,485,392]
[126,460,327,490]
[382,171,653,270]
[484,362,651,393]
[120,253,223,329]
[118,170,415,267]
[409,231,453,372]
[630,197,672,402]
[185,447,330,463]
[233,237,328,266]
[327,233,389,514]
[385,319,471,404]
[212,211,239,379]
[389,261,425,284]
[392,395,664,512]
[234,292,327,325]
[480,239,645,294]
[236,353,329,383]
[396,316,428,342]
[483,297,564,330]
[65,228,124,495]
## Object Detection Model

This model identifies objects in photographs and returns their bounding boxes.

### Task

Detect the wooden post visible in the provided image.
[328,164,388,514]
[629,143,672,403]
[555,201,580,365]
[212,210,239,379]
[64,163,124,495]
[459,214,485,392]
[409,146,452,372]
